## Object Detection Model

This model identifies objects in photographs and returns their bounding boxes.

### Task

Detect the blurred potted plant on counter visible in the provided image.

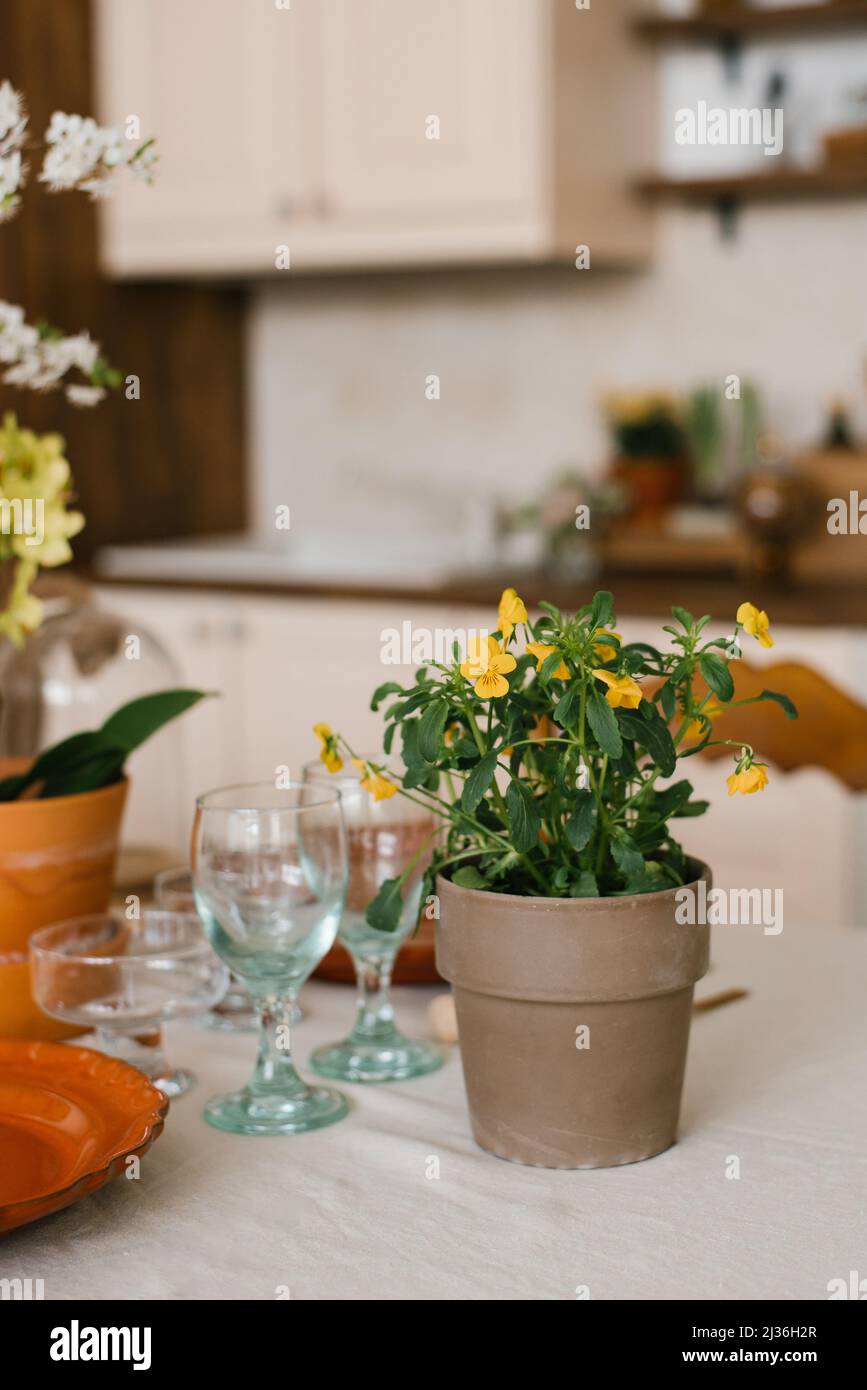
[604,391,690,525]
[318,586,796,1169]
[0,81,204,1042]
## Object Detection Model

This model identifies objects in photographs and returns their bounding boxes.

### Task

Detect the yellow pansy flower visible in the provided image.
[498,587,528,643]
[526,641,569,680]
[727,762,769,796]
[313,722,343,773]
[685,701,723,742]
[352,758,397,801]
[737,601,774,649]
[460,634,517,699]
[592,628,622,663]
[592,669,643,709]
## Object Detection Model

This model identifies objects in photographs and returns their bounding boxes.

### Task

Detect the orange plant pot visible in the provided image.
[0,759,128,1040]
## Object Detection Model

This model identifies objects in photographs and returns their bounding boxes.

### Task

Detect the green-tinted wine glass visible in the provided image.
[303,757,444,1083]
[192,781,349,1135]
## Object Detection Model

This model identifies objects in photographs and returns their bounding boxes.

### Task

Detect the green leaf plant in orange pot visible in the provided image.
[0,690,209,1039]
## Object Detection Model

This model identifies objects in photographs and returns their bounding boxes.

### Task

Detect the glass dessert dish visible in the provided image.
[30,911,230,1097]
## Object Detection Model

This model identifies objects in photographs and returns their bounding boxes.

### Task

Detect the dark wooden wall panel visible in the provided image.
[0,0,247,559]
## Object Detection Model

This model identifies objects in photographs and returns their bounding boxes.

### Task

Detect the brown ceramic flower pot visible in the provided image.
[612,455,685,525]
[436,863,711,1170]
[0,758,128,1040]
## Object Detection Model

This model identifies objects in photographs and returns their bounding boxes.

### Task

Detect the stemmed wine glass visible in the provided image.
[154,867,261,1031]
[192,781,349,1135]
[302,757,444,1083]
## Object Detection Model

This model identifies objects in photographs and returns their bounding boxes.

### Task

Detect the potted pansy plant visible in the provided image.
[315,588,795,1169]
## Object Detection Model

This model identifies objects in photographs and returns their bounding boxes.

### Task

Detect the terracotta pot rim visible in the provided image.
[0,773,129,817]
[437,858,711,912]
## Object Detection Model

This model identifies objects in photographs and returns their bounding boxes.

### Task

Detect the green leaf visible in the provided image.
[553,683,581,730]
[587,688,623,759]
[757,688,798,720]
[505,780,541,853]
[365,877,405,933]
[675,798,709,818]
[0,730,125,801]
[101,689,209,755]
[401,719,427,770]
[540,651,567,681]
[537,601,563,625]
[0,771,29,800]
[370,681,404,711]
[565,791,597,851]
[589,590,616,630]
[618,641,663,674]
[672,606,694,631]
[617,706,677,778]
[2,691,210,801]
[610,829,644,878]
[461,750,499,814]
[39,750,128,799]
[418,698,449,762]
[451,865,489,891]
[699,653,734,703]
[569,870,599,898]
[652,779,694,818]
[622,867,659,895]
[658,679,676,720]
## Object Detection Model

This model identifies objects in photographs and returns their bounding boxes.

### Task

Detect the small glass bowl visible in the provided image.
[30,911,230,1097]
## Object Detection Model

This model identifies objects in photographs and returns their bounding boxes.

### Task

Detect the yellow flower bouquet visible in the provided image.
[317,588,796,931]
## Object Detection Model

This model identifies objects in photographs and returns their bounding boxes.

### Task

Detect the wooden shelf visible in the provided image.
[638,166,867,204]
[635,1,867,43]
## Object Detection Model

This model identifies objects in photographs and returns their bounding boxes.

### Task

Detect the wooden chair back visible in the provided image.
[692,660,867,790]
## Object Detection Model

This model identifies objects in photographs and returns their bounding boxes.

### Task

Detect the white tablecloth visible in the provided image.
[3,915,866,1301]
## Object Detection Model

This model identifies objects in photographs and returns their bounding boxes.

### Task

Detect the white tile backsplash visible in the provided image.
[248,37,867,559]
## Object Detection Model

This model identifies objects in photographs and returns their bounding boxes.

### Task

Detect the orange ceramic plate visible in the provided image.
[0,1039,168,1235]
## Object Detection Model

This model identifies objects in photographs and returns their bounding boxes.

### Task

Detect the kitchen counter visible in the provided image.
[90,546,867,627]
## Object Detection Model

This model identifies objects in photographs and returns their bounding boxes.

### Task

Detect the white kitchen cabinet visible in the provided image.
[95,0,654,276]
[95,0,316,274]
